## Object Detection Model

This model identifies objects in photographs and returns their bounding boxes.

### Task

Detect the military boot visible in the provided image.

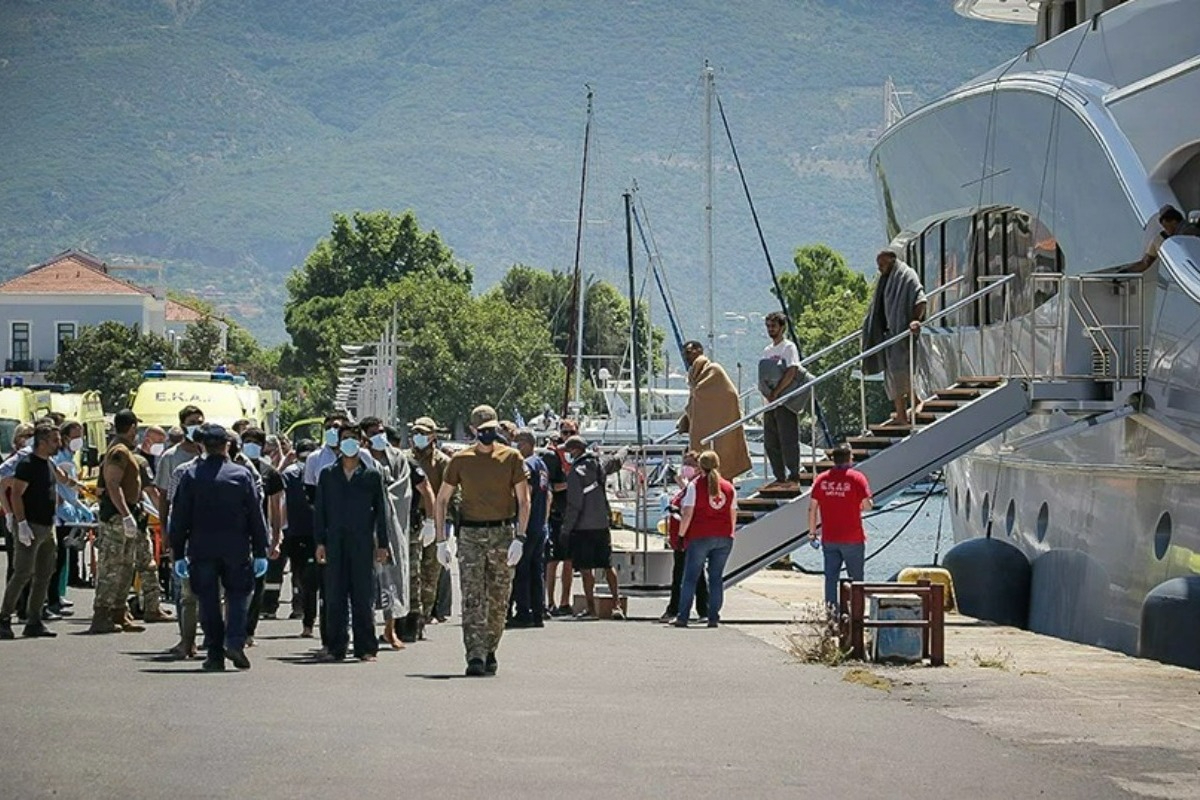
[398,612,420,644]
[87,609,121,634]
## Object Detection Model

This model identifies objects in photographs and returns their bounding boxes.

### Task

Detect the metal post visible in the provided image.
[703,62,716,358]
[809,388,818,476]
[930,583,945,667]
[908,333,916,425]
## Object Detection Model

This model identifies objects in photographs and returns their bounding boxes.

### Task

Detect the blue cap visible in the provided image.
[199,424,228,444]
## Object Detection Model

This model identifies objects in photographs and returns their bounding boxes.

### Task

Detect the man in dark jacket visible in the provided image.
[314,424,389,662]
[561,436,625,621]
[168,425,269,672]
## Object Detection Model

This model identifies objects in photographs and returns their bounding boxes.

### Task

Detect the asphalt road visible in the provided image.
[0,584,1131,800]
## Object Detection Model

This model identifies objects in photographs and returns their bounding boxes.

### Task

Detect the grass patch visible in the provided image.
[787,603,852,667]
[970,649,1013,670]
[843,668,893,692]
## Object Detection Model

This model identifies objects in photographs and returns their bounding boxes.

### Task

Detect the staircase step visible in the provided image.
[736,511,760,524]
[824,447,872,459]
[847,435,898,449]
[920,399,964,412]
[868,417,935,435]
[935,387,983,400]
[957,375,1004,387]
[739,497,783,511]
[755,483,808,499]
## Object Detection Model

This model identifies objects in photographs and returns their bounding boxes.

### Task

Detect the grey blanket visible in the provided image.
[861,260,926,377]
[375,446,412,620]
[758,358,813,415]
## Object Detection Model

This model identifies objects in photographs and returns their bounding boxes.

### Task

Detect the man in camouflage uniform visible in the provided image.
[435,404,530,676]
[407,415,450,639]
[88,409,148,634]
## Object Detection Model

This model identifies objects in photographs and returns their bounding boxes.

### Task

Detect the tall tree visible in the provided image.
[176,317,227,371]
[779,244,888,439]
[286,210,471,307]
[47,322,175,411]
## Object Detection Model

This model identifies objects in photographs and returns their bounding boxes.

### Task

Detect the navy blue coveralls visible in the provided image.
[314,459,388,659]
[169,455,268,659]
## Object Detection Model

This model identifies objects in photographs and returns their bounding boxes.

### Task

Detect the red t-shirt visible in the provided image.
[681,476,736,540]
[811,467,871,544]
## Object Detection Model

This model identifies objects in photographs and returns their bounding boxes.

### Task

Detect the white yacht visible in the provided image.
[872,0,1200,654]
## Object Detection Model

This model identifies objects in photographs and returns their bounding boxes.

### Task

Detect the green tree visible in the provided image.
[176,316,227,371]
[286,210,471,307]
[47,322,175,411]
[779,244,888,439]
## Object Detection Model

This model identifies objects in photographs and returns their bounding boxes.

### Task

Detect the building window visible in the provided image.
[56,322,76,356]
[11,322,30,363]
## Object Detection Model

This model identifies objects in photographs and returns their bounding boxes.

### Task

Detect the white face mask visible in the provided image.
[68,437,84,453]
[369,432,388,451]
[149,442,165,457]
[185,424,201,442]
[412,433,431,449]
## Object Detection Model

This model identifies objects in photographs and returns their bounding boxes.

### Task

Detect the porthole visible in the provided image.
[1005,499,1016,537]
[981,493,991,529]
[952,487,959,514]
[1153,512,1172,561]
[1035,502,1049,543]
[965,489,972,524]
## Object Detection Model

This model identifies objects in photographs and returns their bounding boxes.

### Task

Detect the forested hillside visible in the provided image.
[0,0,1027,343]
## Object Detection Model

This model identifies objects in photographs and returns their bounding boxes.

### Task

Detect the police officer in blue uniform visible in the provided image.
[168,424,269,672]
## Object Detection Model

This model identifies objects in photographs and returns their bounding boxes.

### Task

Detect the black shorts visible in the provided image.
[569,528,612,571]
[546,517,569,562]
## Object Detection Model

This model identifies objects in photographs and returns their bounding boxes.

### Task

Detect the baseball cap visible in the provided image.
[410,416,439,434]
[199,424,228,444]
[563,435,588,452]
[113,409,141,429]
[470,404,499,430]
[296,438,318,456]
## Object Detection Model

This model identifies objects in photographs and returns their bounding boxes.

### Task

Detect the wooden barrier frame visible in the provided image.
[838,579,945,667]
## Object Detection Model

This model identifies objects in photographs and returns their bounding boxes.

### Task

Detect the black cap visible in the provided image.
[199,424,228,444]
[563,435,588,452]
[114,409,141,428]
[296,438,318,456]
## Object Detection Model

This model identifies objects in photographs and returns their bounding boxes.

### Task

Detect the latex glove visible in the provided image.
[17,520,34,547]
[506,539,524,567]
[121,515,139,539]
[436,539,454,568]
[420,519,436,547]
[173,557,189,579]
[253,557,269,578]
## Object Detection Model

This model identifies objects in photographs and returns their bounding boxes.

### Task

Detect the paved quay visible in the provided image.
[0,562,1192,799]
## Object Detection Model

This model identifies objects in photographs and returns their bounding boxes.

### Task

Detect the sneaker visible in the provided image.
[59,598,74,609]
[658,611,673,623]
[707,620,719,628]
[465,658,487,677]
[485,652,498,675]
[573,609,597,621]
[47,604,74,617]
[41,607,62,622]
[673,618,689,628]
[244,636,255,648]
[0,618,14,640]
[226,647,251,670]
[23,624,57,638]
[610,607,626,621]
[300,626,314,639]
[505,617,533,629]
[542,608,552,620]
[201,656,226,672]
[550,605,573,618]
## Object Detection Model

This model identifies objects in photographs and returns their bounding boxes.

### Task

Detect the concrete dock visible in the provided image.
[0,562,1196,799]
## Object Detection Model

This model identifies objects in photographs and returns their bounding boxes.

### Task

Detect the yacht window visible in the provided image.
[1005,498,1016,537]
[1035,502,1050,543]
[1153,512,1172,561]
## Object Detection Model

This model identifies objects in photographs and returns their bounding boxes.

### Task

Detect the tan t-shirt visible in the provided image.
[98,442,143,520]
[443,443,528,522]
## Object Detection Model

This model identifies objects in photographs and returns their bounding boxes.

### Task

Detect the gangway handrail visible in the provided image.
[702,274,1015,446]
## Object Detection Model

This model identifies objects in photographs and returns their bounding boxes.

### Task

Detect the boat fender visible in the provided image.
[942,539,1030,628]
[1028,549,1109,646]
[1138,577,1200,670]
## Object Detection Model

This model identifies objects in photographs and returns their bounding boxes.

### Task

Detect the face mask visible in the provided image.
[242,442,262,460]
[339,438,360,458]
[69,437,84,453]
[369,433,388,451]
[412,433,430,449]
[681,465,698,480]
[324,427,340,448]
[149,442,165,457]
[185,424,201,441]
[476,429,499,445]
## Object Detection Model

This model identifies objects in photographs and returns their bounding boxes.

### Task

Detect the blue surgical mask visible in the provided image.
[476,429,499,445]
[369,433,388,451]
[339,438,360,458]
[185,424,201,441]
[242,442,263,460]
[412,433,430,449]
[324,427,340,448]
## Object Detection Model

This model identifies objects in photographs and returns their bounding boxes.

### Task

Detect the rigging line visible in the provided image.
[631,205,687,360]
[563,85,594,417]
[864,471,942,563]
[975,52,1024,211]
[713,88,832,446]
[932,472,947,566]
[633,191,686,340]
[664,73,705,168]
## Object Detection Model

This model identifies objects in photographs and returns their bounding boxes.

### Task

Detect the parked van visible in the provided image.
[0,377,38,452]
[130,367,277,433]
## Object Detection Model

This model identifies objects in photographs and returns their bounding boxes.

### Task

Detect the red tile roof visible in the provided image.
[0,250,152,296]
[165,299,205,322]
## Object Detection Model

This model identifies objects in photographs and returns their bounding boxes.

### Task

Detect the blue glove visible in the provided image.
[253,557,269,578]
[173,558,189,579]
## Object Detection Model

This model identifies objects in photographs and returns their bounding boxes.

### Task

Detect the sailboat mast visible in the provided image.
[703,62,716,358]
[563,86,594,417]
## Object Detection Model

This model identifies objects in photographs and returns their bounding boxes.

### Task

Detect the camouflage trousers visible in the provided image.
[135,528,163,612]
[458,524,515,662]
[408,532,442,619]
[93,518,139,614]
